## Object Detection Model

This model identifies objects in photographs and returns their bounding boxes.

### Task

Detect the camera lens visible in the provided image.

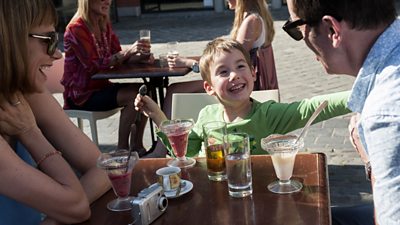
[158,195,168,212]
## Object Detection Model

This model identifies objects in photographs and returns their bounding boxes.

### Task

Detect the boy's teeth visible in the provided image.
[230,84,244,91]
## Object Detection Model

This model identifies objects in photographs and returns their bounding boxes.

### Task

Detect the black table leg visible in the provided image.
[142,77,167,152]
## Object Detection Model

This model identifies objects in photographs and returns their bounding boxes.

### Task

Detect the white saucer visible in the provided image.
[150,180,193,199]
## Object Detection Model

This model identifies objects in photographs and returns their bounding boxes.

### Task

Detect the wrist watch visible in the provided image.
[191,62,200,73]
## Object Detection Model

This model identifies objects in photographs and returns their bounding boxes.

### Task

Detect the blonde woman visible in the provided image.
[0,0,110,224]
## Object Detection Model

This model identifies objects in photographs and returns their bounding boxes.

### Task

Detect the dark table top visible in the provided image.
[77,153,331,225]
[92,60,191,80]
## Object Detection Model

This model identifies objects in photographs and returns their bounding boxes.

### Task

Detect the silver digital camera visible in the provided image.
[131,184,168,225]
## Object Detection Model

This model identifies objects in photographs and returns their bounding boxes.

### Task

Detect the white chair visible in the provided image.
[171,89,280,121]
[46,55,121,145]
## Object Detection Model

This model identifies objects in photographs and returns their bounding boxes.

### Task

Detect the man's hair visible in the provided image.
[293,0,397,29]
[0,0,57,101]
[199,38,252,83]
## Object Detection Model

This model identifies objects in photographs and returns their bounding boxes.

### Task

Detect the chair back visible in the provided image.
[171,89,280,121]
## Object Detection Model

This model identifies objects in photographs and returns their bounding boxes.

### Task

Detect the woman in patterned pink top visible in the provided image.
[62,0,152,153]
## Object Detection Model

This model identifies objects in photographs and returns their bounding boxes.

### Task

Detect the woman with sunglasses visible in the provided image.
[61,0,152,155]
[0,0,110,224]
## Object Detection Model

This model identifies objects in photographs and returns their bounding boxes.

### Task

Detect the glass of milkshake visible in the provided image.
[261,134,303,194]
[97,149,139,211]
[160,119,196,168]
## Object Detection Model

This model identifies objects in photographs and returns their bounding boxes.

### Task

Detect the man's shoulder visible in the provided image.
[364,75,400,116]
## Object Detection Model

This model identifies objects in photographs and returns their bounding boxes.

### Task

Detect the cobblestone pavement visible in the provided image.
[54,5,395,206]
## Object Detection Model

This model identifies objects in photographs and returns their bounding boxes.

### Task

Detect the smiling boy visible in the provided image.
[135,38,350,157]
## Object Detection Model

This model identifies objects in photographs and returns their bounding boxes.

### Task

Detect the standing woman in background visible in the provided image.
[229,0,278,90]
[0,0,110,224]
[62,0,152,154]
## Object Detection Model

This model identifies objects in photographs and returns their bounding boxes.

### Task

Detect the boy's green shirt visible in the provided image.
[157,91,351,156]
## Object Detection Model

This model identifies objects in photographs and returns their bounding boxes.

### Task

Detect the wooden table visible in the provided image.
[78,153,331,225]
[92,60,191,150]
[92,60,191,109]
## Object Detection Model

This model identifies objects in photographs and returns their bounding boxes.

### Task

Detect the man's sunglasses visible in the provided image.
[28,32,59,55]
[282,18,308,41]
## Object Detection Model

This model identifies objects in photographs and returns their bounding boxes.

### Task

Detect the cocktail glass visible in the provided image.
[261,134,303,194]
[97,149,139,211]
[160,119,196,168]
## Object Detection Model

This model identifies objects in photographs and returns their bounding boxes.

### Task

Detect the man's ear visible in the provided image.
[322,15,342,48]
[204,80,215,96]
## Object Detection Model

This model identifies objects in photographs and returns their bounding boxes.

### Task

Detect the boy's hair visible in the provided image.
[293,0,397,29]
[0,0,57,101]
[199,38,252,83]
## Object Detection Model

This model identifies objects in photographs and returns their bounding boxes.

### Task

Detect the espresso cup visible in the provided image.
[156,166,181,192]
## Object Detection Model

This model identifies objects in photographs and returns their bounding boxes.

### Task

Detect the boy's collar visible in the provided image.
[220,98,255,123]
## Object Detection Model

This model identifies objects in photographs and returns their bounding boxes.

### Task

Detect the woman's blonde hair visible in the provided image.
[74,0,110,31]
[0,0,57,101]
[230,0,275,46]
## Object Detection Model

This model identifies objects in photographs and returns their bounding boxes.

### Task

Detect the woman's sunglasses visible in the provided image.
[28,32,59,55]
[282,18,308,41]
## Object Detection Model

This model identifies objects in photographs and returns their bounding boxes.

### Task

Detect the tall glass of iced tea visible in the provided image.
[202,121,227,181]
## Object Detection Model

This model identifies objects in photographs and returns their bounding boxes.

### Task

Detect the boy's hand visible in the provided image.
[134,94,167,127]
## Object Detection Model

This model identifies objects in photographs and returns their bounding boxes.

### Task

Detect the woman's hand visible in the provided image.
[124,40,151,57]
[0,92,37,137]
[134,94,167,127]
[123,40,153,64]
[167,55,193,68]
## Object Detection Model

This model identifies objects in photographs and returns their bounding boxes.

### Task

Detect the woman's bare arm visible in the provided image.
[25,91,111,203]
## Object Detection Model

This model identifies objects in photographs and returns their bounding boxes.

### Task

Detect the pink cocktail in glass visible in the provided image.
[108,172,132,197]
[97,150,139,211]
[160,119,196,168]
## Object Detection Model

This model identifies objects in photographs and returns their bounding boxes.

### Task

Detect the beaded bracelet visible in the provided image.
[36,151,62,168]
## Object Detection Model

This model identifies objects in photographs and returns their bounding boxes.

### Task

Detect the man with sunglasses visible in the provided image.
[285,0,400,224]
